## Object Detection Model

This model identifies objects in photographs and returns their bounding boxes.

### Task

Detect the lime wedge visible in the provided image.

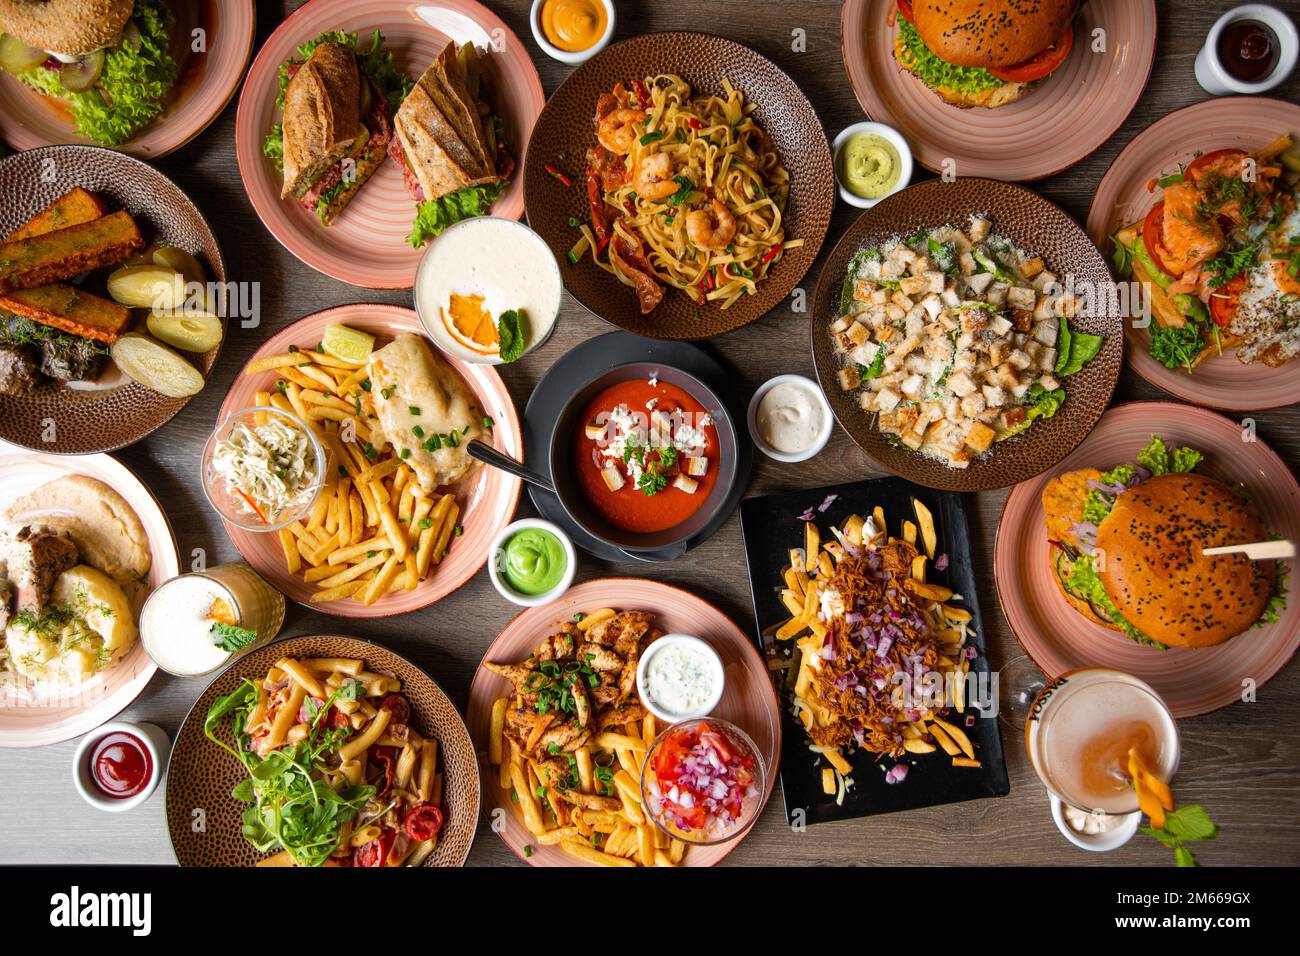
[321,324,375,365]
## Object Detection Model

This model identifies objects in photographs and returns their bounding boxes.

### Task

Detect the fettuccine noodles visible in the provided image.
[581,74,801,312]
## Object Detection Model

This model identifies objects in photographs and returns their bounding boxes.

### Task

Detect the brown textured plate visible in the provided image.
[166,634,478,867]
[810,178,1123,492]
[0,145,226,454]
[523,31,835,340]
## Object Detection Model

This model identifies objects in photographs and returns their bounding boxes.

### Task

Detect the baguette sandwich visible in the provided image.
[392,41,513,247]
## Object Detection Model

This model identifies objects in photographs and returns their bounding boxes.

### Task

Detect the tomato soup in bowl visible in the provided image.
[549,364,737,554]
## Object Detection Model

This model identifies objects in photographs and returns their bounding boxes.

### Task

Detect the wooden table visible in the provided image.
[3,0,1298,867]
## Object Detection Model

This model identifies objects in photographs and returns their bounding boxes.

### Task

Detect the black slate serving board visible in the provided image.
[739,477,1010,826]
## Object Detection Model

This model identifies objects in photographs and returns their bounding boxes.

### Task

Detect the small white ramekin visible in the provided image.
[1050,794,1142,852]
[488,518,577,607]
[530,0,616,65]
[635,634,726,724]
[1195,4,1298,96]
[747,374,834,464]
[72,721,169,813]
[831,121,914,209]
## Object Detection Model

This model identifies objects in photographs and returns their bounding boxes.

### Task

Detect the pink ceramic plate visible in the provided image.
[234,0,544,289]
[994,402,1300,718]
[216,305,522,618]
[1086,98,1300,411]
[841,0,1156,180]
[0,1,254,158]
[467,578,781,867]
[0,445,178,748]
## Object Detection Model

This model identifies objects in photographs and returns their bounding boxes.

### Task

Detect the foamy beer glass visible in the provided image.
[1025,667,1179,816]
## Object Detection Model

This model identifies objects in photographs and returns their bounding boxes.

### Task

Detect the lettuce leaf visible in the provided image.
[896,19,1002,96]
[1136,435,1203,476]
[1067,554,1167,649]
[17,0,177,146]
[405,181,507,248]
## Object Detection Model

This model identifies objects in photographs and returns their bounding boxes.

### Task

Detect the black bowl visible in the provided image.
[547,363,738,555]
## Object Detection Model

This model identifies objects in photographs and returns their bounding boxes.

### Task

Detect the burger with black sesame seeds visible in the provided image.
[892,0,1079,109]
[1040,435,1286,649]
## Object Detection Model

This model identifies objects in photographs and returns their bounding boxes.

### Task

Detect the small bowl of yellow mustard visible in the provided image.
[832,121,913,209]
[530,0,616,65]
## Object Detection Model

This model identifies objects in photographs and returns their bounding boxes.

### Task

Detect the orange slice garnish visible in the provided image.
[441,293,499,355]
[207,597,238,625]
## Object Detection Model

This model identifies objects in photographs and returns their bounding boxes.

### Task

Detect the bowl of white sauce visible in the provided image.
[747,374,833,463]
[635,634,726,723]
[414,216,563,365]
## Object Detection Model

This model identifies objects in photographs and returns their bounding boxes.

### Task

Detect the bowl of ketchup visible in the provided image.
[72,721,170,812]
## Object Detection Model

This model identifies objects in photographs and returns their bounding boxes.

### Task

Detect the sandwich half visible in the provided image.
[392,41,512,247]
[265,30,412,226]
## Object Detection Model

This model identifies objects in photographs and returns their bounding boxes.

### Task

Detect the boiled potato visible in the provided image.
[122,240,162,267]
[147,310,223,353]
[3,565,136,684]
[111,332,205,398]
[107,264,187,310]
[151,246,207,285]
[54,565,136,656]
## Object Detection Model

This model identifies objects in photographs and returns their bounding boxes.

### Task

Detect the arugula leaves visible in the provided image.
[203,678,374,867]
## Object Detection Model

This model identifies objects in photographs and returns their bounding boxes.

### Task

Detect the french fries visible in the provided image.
[485,610,689,867]
[776,500,984,803]
[243,339,461,605]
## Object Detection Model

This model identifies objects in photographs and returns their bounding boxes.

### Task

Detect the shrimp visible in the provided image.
[685,200,737,251]
[633,152,679,201]
[597,108,648,155]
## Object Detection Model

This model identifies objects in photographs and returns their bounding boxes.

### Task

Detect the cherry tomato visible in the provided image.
[988,26,1074,83]
[1210,273,1246,328]
[1142,202,1177,277]
[403,803,445,841]
[353,830,394,868]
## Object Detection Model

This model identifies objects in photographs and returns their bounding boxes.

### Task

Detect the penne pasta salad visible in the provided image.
[205,655,445,867]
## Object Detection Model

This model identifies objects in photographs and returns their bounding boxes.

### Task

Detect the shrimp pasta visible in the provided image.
[204,656,446,867]
[578,75,801,314]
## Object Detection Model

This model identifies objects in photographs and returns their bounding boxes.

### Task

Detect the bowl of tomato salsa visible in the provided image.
[640,718,765,845]
[552,363,738,556]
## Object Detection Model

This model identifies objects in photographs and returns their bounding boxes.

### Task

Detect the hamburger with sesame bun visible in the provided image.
[892,0,1079,109]
[1041,436,1283,650]
[0,0,178,146]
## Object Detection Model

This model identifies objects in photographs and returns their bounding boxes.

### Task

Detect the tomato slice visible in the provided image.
[1186,147,1247,182]
[1142,202,1178,277]
[896,0,914,22]
[353,829,394,868]
[988,25,1074,83]
[403,802,445,841]
[1210,273,1246,328]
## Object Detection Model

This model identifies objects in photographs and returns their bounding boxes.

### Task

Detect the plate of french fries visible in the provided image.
[467,577,781,866]
[739,479,1009,825]
[214,304,522,617]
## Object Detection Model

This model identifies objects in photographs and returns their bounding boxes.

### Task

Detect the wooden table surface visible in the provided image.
[2,0,1298,867]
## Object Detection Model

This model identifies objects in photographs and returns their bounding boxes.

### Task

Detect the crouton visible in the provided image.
[965,421,997,454]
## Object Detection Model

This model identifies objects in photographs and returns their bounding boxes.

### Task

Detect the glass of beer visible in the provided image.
[1025,667,1179,816]
[140,562,285,677]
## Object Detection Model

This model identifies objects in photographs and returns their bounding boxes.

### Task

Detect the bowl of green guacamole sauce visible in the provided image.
[489,518,576,606]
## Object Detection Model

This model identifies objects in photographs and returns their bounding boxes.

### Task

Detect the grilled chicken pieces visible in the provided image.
[483,611,660,758]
